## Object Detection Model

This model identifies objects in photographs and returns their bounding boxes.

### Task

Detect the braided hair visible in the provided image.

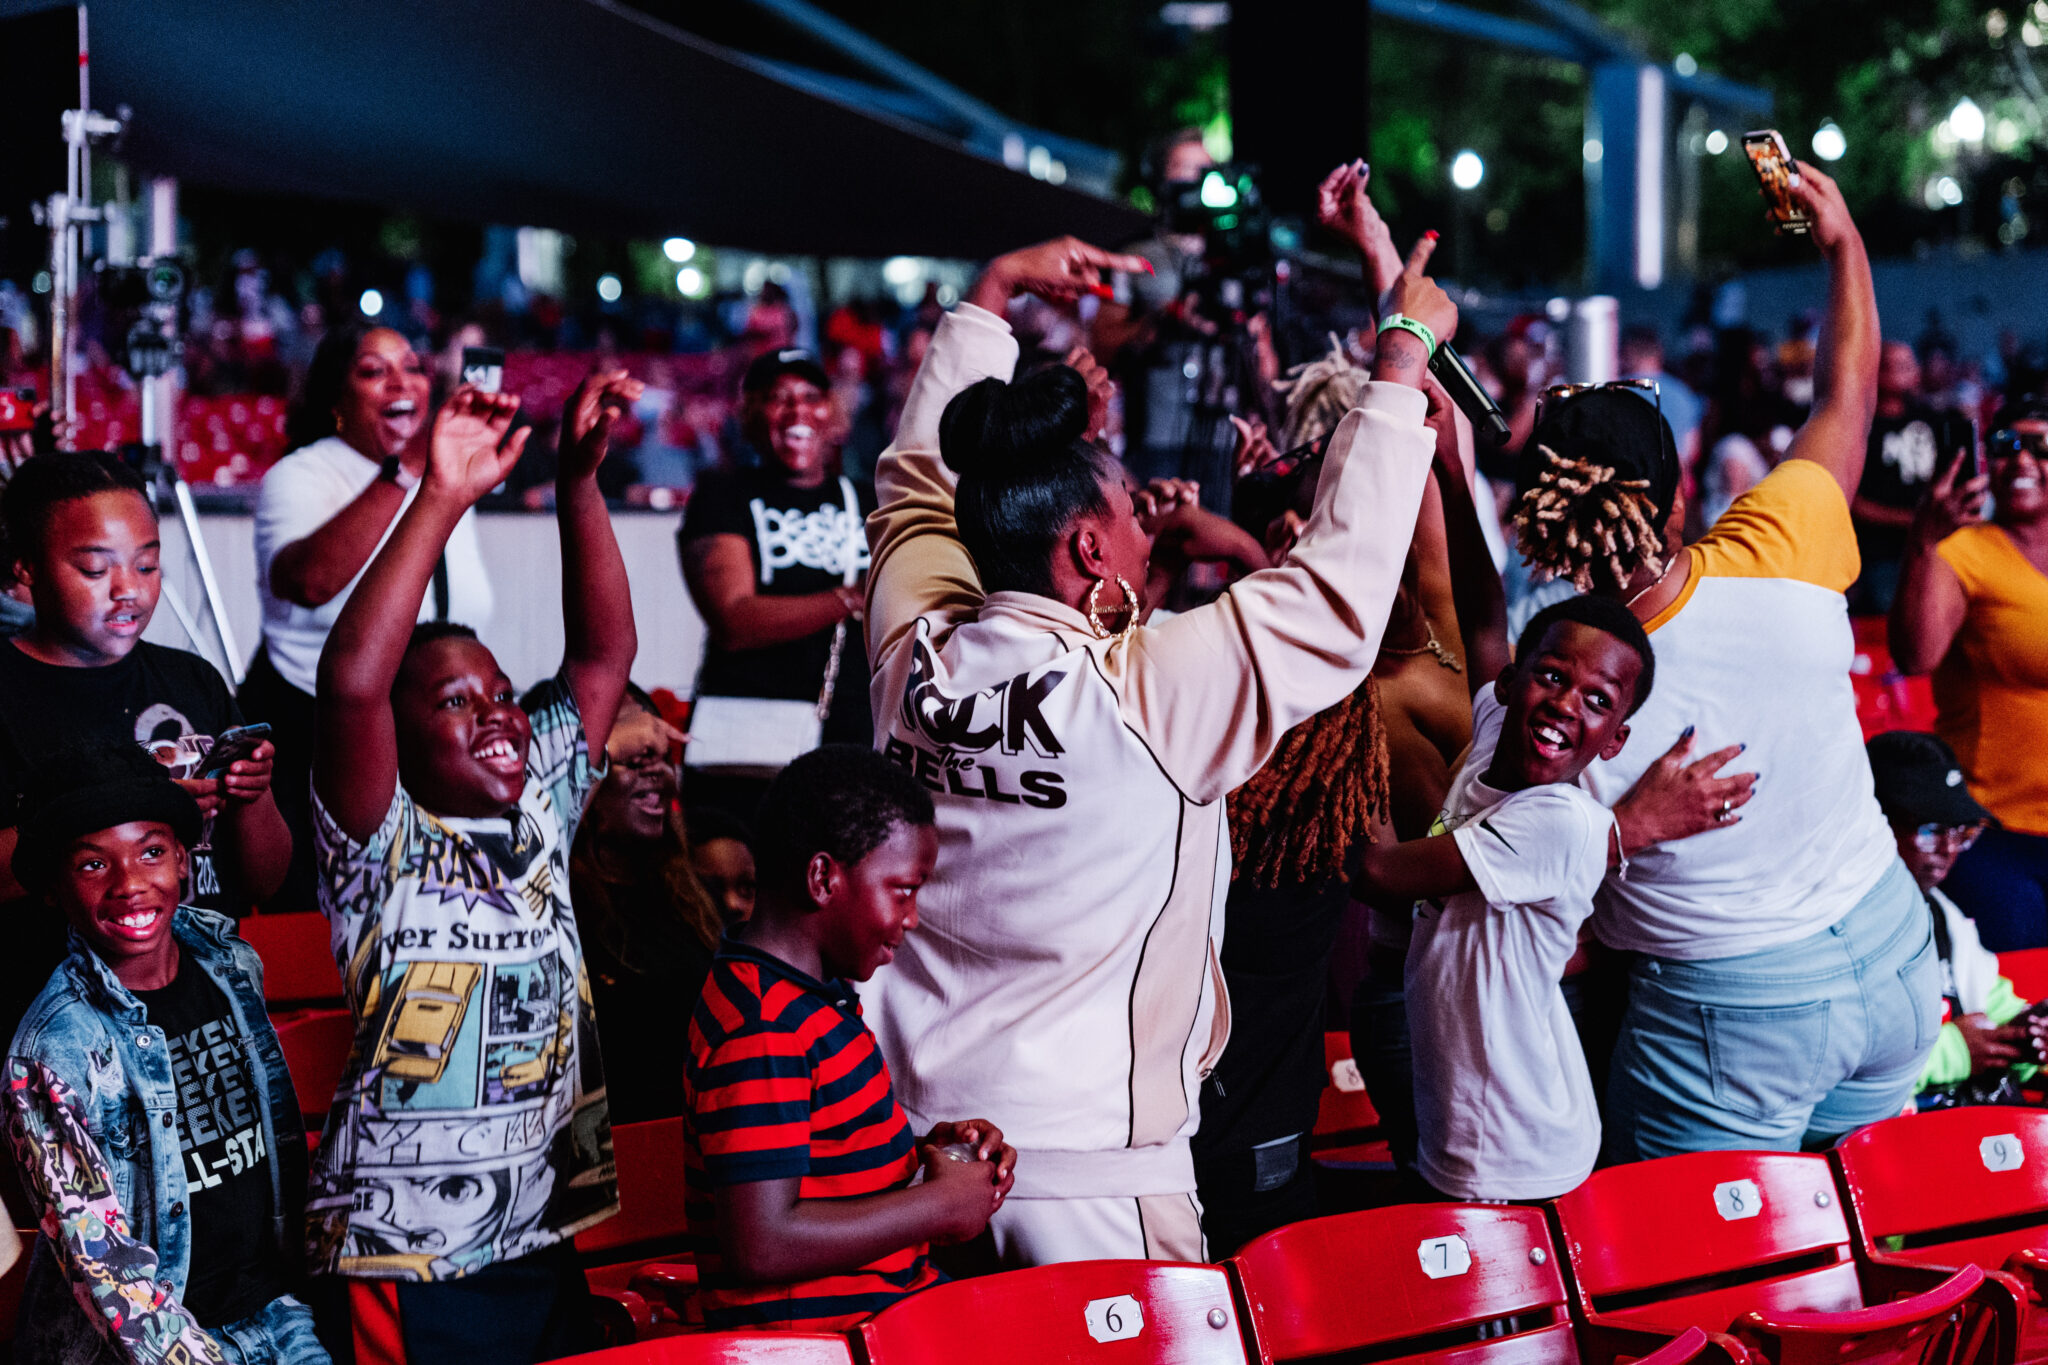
[1272,334,1370,451]
[1228,679,1390,888]
[1226,339,1394,888]
[1509,388,1681,594]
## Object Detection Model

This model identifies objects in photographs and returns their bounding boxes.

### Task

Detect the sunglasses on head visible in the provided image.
[1536,377,1661,427]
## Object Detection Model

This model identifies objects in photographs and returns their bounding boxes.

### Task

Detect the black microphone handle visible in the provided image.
[1427,340,1513,446]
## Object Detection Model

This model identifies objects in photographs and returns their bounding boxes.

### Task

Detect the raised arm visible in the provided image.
[1890,454,1989,673]
[313,388,529,841]
[1781,163,1881,500]
[1109,240,1454,802]
[866,238,1148,667]
[4,1056,228,1365]
[1318,160,1407,309]
[556,371,643,751]
[1425,375,1511,690]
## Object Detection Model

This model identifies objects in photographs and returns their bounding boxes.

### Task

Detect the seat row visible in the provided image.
[564,1105,2048,1365]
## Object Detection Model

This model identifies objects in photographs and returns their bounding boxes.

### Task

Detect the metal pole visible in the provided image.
[148,175,180,474]
[174,478,243,684]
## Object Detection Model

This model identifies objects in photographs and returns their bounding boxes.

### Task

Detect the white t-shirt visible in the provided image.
[1406,691,1615,1201]
[1581,461,1896,960]
[253,435,494,693]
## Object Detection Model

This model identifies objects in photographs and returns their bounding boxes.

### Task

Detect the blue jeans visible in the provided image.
[1943,825,2048,952]
[1605,857,1941,1161]
[215,1293,332,1365]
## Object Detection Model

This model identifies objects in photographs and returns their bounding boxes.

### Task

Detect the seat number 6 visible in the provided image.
[1085,1295,1145,1343]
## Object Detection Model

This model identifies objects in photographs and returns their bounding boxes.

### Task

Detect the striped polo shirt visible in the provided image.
[684,939,940,1330]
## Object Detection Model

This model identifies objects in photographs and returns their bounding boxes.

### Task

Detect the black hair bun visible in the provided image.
[939,365,1091,477]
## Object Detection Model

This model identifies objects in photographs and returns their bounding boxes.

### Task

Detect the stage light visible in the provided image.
[663,237,696,263]
[1812,122,1847,161]
[359,289,385,317]
[1674,53,1698,76]
[677,266,705,295]
[1937,176,1965,207]
[1704,129,1728,155]
[597,274,623,302]
[882,256,921,286]
[1583,139,1604,164]
[1451,150,1484,190]
[1199,169,1238,209]
[1950,97,1986,145]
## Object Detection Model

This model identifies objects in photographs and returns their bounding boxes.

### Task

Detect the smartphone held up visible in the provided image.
[1743,131,1813,235]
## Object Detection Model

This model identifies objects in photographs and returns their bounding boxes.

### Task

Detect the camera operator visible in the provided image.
[1089,129,1276,508]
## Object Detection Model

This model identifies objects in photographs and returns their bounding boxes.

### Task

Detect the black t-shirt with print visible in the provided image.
[679,466,877,743]
[0,640,249,915]
[133,953,283,1327]
[1856,406,1973,563]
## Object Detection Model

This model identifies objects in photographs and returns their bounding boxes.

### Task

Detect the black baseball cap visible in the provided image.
[12,740,202,893]
[742,347,831,397]
[1866,731,1993,828]
[1523,387,1682,526]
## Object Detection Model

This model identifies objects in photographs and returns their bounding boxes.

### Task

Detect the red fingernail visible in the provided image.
[1424,230,1440,242]
[1087,283,1115,298]
[1141,262,1156,274]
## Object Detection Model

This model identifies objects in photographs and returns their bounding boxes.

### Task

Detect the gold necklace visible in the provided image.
[1379,617,1463,672]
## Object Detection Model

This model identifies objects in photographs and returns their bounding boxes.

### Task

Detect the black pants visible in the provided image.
[1193,1132,1319,1258]
[307,1240,601,1365]
[237,643,319,914]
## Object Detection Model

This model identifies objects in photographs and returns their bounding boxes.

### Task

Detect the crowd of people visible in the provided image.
[0,142,2042,1365]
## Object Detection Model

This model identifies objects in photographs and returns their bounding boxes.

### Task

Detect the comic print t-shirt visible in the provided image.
[679,466,877,742]
[134,954,284,1326]
[307,675,617,1280]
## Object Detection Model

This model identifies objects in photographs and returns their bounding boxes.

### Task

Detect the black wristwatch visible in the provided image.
[379,456,420,491]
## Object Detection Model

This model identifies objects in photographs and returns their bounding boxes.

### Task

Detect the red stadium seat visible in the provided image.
[1836,1108,2047,1360]
[856,1260,1247,1365]
[1311,1032,1392,1168]
[1230,1203,1721,1365]
[552,1332,853,1364]
[1553,1150,2008,1365]
[2001,953,2048,1006]
[273,1008,354,1130]
[241,912,344,1007]
[578,1118,697,1340]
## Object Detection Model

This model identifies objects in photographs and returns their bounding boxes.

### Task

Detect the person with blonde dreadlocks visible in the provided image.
[1508,161,1941,1161]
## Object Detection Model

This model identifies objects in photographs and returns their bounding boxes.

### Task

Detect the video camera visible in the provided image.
[1159,164,1275,323]
[95,255,186,380]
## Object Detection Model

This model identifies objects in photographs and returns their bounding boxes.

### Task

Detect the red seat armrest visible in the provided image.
[1745,1264,1984,1334]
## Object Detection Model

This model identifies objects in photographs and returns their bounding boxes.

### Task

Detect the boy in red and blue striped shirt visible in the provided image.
[683,746,1016,1331]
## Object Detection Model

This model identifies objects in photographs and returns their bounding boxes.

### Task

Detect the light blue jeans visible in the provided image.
[1605,857,1941,1161]
[214,1293,332,1365]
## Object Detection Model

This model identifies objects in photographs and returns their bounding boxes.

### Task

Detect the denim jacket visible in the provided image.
[3,907,307,1365]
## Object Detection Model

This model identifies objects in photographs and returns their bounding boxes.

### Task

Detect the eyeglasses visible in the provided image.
[1987,428,2048,461]
[1913,821,1986,853]
[1537,377,1661,427]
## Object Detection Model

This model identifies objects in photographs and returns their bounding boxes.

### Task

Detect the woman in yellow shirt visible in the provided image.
[1892,397,2048,950]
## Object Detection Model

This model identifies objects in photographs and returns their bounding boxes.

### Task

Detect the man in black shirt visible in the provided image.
[1851,342,1972,612]
[0,452,290,1041]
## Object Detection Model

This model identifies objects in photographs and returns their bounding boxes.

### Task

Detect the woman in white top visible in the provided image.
[1505,162,1941,1158]
[861,200,1455,1265]
[240,324,493,910]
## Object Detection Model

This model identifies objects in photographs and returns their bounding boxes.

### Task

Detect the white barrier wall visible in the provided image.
[146,511,709,697]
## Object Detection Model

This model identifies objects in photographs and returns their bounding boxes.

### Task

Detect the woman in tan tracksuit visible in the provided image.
[861,222,1453,1265]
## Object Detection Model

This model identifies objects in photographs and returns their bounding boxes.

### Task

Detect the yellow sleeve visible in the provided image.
[1933,524,1999,595]
[1692,458,1860,592]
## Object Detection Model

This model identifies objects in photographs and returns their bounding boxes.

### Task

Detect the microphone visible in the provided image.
[1428,341,1513,446]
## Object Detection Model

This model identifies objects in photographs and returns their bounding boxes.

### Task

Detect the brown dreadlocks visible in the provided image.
[1228,678,1391,888]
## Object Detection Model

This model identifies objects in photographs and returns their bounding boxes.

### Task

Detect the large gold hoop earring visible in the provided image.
[1086,576,1141,643]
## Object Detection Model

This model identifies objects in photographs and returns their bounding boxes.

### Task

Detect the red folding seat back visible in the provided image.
[553,1332,853,1364]
[1555,1151,1865,1331]
[1555,1150,2000,1365]
[241,912,345,1005]
[272,1008,355,1129]
[1232,1204,1573,1364]
[578,1117,690,1261]
[856,1260,1247,1365]
[1836,1109,2048,1357]
[2001,953,2048,1006]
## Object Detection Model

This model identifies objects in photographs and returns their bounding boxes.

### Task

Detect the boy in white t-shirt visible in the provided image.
[1358,595,1753,1201]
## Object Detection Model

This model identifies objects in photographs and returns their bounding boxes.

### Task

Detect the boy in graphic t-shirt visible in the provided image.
[0,451,292,1043]
[1358,597,1753,1201]
[5,741,321,1365]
